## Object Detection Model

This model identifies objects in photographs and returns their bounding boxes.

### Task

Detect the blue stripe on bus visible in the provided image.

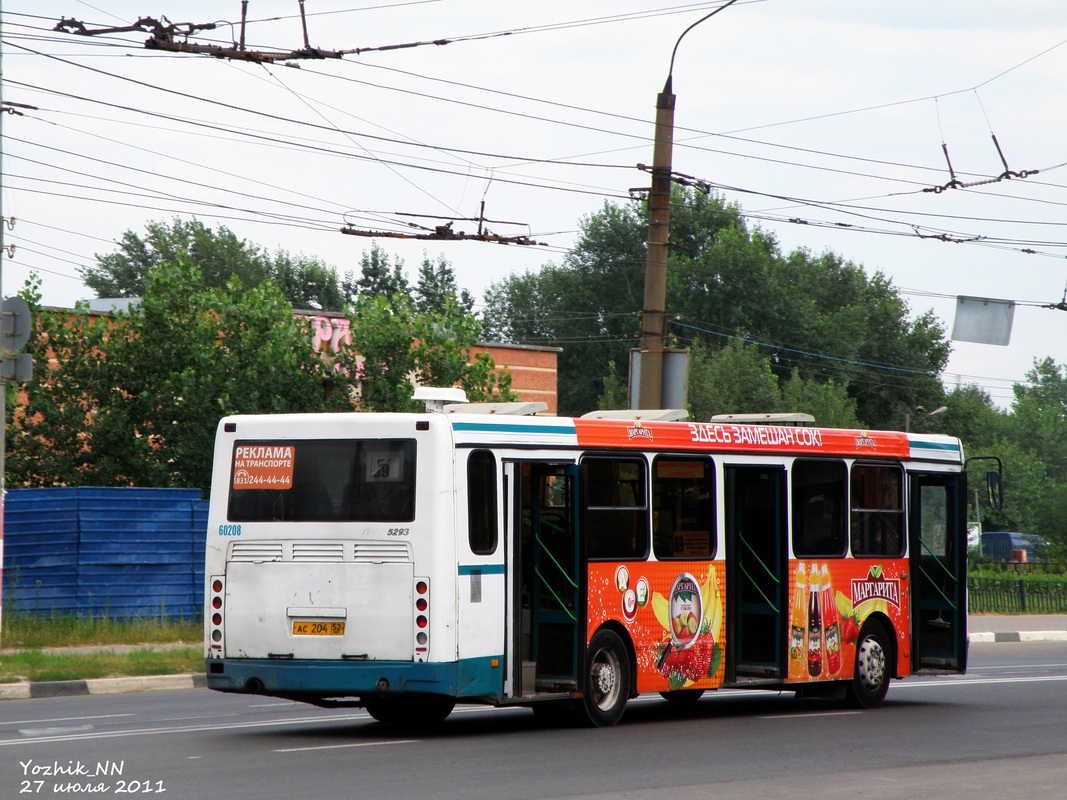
[458,564,506,576]
[451,421,576,436]
[909,440,962,454]
[207,655,505,702]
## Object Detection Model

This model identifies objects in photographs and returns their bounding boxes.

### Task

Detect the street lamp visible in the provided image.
[905,405,947,432]
[636,0,740,409]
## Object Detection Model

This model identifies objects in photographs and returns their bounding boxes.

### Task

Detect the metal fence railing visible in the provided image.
[968,576,1067,614]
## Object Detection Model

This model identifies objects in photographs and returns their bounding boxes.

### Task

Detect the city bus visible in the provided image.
[204,393,998,727]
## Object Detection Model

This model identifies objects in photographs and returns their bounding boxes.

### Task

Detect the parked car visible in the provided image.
[980,531,1048,562]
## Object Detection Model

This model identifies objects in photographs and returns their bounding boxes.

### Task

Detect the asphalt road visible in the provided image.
[2,641,1066,800]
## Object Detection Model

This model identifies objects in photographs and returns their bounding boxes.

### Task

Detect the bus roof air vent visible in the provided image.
[581,409,689,421]
[445,401,549,416]
[710,412,815,426]
[412,386,468,413]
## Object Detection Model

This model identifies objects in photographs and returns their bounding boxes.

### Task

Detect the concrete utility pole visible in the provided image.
[635,0,740,409]
[635,81,675,410]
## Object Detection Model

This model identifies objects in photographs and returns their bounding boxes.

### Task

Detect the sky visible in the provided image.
[3,1,1067,410]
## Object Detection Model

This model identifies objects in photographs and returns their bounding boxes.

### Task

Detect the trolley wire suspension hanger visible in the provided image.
[341,202,547,246]
[924,135,1039,194]
[1044,284,1067,313]
[340,223,546,246]
[55,1,347,64]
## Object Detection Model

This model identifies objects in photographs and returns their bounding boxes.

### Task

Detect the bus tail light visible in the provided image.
[208,575,225,655]
[414,577,429,660]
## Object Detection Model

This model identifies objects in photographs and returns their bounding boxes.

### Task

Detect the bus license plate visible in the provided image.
[292,620,345,636]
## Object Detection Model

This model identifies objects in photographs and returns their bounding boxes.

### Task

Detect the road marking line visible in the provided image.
[0,713,369,747]
[275,740,419,752]
[19,724,95,736]
[897,675,1067,689]
[0,713,135,727]
[760,711,862,720]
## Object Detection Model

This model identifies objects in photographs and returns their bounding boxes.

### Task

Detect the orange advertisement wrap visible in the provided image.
[787,558,911,683]
[588,557,911,693]
[573,419,911,460]
[587,562,727,694]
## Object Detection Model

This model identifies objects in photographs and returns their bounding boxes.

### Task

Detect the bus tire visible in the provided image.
[363,695,455,728]
[579,629,631,727]
[844,619,891,709]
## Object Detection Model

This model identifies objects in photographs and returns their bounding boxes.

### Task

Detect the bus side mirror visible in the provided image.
[986,471,1003,511]
[966,455,1004,511]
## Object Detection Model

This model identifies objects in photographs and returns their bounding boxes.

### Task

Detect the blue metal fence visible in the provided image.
[3,487,207,619]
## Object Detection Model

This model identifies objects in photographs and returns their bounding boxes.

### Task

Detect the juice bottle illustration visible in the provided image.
[820,563,842,676]
[807,562,823,677]
[789,563,807,680]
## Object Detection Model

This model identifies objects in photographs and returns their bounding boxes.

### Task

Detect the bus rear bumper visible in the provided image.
[205,656,502,701]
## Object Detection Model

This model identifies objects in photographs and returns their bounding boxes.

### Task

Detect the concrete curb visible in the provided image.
[968,630,1067,644]
[0,673,207,702]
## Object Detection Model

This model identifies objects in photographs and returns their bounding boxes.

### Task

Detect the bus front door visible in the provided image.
[909,473,967,673]
[506,461,580,697]
[725,465,788,681]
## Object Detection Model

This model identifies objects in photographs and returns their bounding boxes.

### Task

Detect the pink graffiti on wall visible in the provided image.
[301,315,352,354]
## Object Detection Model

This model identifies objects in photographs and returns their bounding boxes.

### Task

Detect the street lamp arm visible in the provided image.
[666,0,742,85]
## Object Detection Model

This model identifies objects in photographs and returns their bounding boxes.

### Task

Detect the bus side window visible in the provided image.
[850,464,904,557]
[792,459,847,557]
[652,457,715,560]
[583,457,649,560]
[467,451,498,555]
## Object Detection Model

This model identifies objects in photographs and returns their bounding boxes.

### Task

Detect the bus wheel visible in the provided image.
[580,629,631,727]
[660,689,705,704]
[844,619,890,709]
[363,695,455,728]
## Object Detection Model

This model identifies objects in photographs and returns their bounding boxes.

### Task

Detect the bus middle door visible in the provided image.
[508,461,580,697]
[725,464,788,682]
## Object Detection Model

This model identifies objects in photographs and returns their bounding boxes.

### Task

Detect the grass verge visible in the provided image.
[1,646,202,684]
[1,614,203,684]
[3,614,201,650]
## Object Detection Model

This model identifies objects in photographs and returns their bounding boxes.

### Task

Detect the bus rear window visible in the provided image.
[228,439,416,522]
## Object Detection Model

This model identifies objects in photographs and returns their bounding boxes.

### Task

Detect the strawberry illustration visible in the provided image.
[842,614,860,645]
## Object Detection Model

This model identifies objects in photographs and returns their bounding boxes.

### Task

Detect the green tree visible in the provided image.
[82,218,355,312]
[9,278,151,486]
[1009,358,1067,485]
[9,262,348,491]
[483,200,645,415]
[938,384,1007,447]
[82,218,273,298]
[356,241,410,299]
[687,340,780,422]
[974,437,1056,542]
[779,371,861,429]
[596,361,629,410]
[118,260,351,489]
[483,187,949,424]
[340,293,514,412]
[271,251,348,312]
[415,252,474,315]
[992,358,1067,544]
